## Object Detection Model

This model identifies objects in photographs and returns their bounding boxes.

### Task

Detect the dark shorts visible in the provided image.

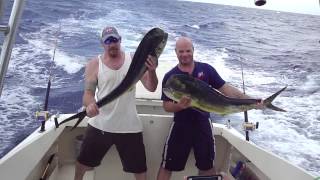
[77,125,147,173]
[160,120,215,171]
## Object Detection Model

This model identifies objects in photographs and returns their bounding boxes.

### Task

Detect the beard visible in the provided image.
[108,46,121,58]
[179,58,193,66]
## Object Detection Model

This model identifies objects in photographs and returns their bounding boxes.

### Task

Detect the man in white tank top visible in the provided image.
[74,26,158,180]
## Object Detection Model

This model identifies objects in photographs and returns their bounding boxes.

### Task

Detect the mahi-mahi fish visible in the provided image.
[56,28,168,130]
[163,74,286,115]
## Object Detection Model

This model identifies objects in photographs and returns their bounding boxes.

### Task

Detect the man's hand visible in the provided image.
[86,103,99,117]
[256,99,265,109]
[145,55,158,72]
[177,96,192,110]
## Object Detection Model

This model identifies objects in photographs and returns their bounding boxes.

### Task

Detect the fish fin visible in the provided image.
[266,103,286,112]
[264,86,287,112]
[70,111,87,131]
[57,111,87,128]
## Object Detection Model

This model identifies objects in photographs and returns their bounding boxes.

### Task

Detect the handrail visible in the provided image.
[0,0,25,97]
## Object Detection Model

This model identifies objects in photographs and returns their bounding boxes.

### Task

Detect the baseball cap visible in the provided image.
[101,26,121,43]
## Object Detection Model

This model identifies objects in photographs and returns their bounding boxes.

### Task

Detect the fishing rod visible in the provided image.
[36,24,61,132]
[240,59,259,141]
[236,0,266,140]
[39,154,55,180]
[240,62,250,141]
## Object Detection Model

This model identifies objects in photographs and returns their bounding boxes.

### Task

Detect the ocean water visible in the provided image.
[0,0,319,176]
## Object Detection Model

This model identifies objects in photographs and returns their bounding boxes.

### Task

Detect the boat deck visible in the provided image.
[0,99,315,180]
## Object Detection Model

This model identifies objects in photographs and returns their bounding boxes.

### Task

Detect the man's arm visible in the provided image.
[218,83,251,99]
[140,55,158,92]
[82,58,99,117]
[218,83,264,109]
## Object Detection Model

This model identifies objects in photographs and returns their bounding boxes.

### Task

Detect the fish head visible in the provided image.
[131,28,168,81]
[163,74,192,101]
[163,87,187,102]
[149,28,168,60]
[154,32,168,58]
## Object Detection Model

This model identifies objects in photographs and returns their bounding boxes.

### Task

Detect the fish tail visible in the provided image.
[70,111,86,131]
[57,114,79,127]
[264,86,287,112]
[56,111,87,128]
[266,103,286,112]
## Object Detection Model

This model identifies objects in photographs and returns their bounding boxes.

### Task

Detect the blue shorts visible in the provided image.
[160,119,215,171]
[77,125,147,173]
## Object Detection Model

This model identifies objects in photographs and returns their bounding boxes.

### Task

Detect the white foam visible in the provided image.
[299,73,320,93]
[0,86,38,122]
[20,27,85,74]
[195,47,232,80]
[54,51,85,74]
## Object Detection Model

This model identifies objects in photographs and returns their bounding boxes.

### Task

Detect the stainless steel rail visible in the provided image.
[0,0,25,97]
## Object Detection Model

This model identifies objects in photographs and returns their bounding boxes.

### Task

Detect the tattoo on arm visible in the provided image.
[85,80,97,92]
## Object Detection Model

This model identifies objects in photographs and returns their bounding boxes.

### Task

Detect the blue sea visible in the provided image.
[0,0,319,176]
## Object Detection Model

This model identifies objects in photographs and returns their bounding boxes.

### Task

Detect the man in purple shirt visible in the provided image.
[157,37,261,180]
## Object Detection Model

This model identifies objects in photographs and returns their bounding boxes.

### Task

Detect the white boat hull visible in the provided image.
[0,99,315,180]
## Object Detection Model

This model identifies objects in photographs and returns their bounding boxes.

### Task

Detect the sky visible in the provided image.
[182,0,320,15]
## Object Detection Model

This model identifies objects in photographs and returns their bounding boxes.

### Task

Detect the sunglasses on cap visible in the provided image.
[104,37,120,45]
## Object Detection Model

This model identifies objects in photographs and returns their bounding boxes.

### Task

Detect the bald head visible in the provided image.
[176,37,193,50]
[175,37,194,66]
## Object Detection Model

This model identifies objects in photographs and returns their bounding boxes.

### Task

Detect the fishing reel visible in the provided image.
[36,110,50,132]
[242,122,259,131]
[35,111,50,122]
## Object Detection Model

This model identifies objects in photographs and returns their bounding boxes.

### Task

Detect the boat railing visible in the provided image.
[0,0,25,97]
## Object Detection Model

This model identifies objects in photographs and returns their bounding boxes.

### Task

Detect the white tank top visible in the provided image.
[88,53,142,133]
